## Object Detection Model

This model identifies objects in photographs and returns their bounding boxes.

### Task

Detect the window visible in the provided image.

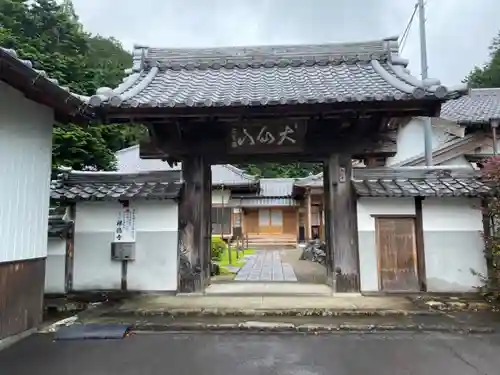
[211,207,232,235]
[259,209,283,227]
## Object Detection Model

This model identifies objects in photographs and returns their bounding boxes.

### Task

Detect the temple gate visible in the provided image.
[89,36,464,293]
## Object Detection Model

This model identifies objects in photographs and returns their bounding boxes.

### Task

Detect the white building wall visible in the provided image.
[116,145,179,173]
[356,197,486,293]
[45,239,67,294]
[0,81,54,263]
[422,198,486,292]
[73,200,179,291]
[386,118,445,166]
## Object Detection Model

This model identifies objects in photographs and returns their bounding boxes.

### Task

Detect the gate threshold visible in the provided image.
[204,282,333,296]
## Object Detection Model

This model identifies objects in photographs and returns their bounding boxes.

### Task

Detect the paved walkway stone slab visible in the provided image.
[234,250,298,282]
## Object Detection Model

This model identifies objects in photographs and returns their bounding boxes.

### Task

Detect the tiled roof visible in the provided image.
[51,170,183,201]
[87,37,466,109]
[441,88,500,125]
[114,145,256,186]
[228,197,299,207]
[48,215,73,238]
[230,178,298,207]
[259,178,295,197]
[295,167,490,197]
[212,165,257,186]
[0,47,93,121]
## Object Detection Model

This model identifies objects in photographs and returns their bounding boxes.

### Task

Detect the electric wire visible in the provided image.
[400,2,418,53]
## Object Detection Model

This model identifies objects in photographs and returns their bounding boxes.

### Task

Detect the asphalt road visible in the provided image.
[1,331,500,374]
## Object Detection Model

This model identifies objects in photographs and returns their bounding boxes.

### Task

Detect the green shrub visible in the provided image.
[211,236,227,261]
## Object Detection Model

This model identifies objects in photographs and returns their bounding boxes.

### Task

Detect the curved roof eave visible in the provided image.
[86,36,469,109]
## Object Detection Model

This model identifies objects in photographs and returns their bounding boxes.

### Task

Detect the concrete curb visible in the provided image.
[106,309,441,318]
[127,321,495,334]
[0,328,38,352]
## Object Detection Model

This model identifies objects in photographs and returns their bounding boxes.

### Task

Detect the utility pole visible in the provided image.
[418,0,433,166]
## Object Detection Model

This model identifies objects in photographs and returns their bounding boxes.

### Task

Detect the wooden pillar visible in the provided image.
[203,162,212,289]
[306,189,312,240]
[323,154,360,293]
[414,197,427,291]
[178,155,211,293]
[319,206,325,241]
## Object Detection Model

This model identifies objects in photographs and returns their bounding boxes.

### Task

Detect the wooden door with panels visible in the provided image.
[244,209,259,234]
[258,208,283,234]
[375,216,420,292]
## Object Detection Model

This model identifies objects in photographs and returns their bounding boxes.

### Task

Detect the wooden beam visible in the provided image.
[414,197,427,292]
[306,190,312,240]
[65,204,76,293]
[323,154,360,293]
[177,155,211,293]
[139,130,398,162]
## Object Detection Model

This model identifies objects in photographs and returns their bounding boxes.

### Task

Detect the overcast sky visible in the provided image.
[71,0,498,85]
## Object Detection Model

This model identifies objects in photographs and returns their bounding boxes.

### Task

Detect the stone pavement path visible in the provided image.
[234,250,298,281]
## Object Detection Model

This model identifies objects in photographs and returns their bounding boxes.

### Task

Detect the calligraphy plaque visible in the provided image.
[228,120,307,154]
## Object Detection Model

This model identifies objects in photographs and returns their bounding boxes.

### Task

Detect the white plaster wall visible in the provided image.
[73,200,179,291]
[45,239,67,294]
[0,81,54,263]
[116,145,179,173]
[386,118,447,166]
[422,198,486,292]
[357,198,415,292]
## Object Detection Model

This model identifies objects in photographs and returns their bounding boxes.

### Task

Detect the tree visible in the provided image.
[466,31,500,88]
[238,163,322,178]
[52,125,116,170]
[0,0,145,170]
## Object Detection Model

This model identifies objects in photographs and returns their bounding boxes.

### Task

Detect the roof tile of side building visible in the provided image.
[48,215,73,238]
[440,88,500,125]
[114,145,256,186]
[295,167,490,197]
[87,37,467,109]
[0,47,93,121]
[51,170,183,201]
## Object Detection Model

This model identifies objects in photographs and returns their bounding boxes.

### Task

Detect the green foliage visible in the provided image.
[238,163,322,178]
[0,0,145,171]
[211,236,227,261]
[465,31,500,88]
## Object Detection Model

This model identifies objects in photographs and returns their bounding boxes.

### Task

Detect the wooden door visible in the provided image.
[283,208,297,235]
[244,209,259,234]
[376,217,419,292]
[259,208,283,234]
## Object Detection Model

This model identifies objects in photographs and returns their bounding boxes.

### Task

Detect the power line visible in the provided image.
[399,2,418,53]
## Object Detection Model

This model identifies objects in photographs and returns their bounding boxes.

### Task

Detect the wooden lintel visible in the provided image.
[139,129,398,162]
